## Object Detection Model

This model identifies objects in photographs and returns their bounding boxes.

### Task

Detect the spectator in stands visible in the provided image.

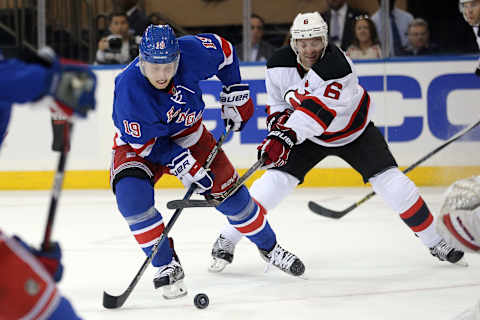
[96,12,139,65]
[321,0,367,51]
[237,14,276,62]
[399,18,440,56]
[96,13,109,42]
[346,15,382,59]
[371,0,413,56]
[459,0,480,75]
[119,0,149,36]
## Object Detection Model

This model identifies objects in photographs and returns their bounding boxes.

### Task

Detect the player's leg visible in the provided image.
[340,123,465,264]
[111,145,186,298]
[191,129,305,276]
[0,233,81,319]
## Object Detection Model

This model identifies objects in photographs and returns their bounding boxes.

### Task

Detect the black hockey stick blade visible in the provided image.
[308,201,353,219]
[167,199,218,209]
[166,155,266,210]
[103,290,128,309]
[308,192,376,219]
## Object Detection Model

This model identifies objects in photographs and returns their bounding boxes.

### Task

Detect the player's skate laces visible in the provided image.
[429,239,466,265]
[260,243,305,276]
[153,258,187,299]
[209,234,235,272]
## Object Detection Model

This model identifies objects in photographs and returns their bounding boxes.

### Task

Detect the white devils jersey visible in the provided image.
[265,44,374,147]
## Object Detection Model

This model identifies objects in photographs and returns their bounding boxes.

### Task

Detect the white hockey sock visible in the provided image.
[219,170,299,245]
[370,168,441,248]
[249,170,299,210]
[220,223,243,245]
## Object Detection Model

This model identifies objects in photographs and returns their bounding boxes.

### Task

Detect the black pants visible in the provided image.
[274,122,398,184]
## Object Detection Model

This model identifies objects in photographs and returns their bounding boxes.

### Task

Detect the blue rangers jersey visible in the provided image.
[112,33,241,165]
[0,58,56,147]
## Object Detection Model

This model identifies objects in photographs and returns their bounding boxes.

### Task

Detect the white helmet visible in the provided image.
[289,12,329,55]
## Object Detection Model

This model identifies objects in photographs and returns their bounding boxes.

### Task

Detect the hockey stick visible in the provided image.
[41,121,72,251]
[308,118,480,219]
[166,154,266,209]
[102,126,232,309]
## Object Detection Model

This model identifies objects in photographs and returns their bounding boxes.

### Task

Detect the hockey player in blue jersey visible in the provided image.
[110,24,305,299]
[0,48,96,320]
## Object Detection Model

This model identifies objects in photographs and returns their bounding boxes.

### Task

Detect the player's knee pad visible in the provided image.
[369,167,419,213]
[250,170,299,211]
[115,176,154,217]
[111,166,153,194]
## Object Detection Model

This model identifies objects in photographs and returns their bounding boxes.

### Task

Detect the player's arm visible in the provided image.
[258,76,339,168]
[0,50,96,118]
[194,34,254,131]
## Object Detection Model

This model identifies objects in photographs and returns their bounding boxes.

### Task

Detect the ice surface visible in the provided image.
[1,187,479,320]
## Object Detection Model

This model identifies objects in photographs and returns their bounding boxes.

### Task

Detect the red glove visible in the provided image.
[220,84,254,131]
[257,124,297,168]
[266,108,294,131]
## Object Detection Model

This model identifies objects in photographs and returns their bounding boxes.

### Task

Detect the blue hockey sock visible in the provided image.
[216,186,276,251]
[115,177,172,267]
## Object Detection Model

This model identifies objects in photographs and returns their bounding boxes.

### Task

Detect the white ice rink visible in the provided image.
[2,187,479,320]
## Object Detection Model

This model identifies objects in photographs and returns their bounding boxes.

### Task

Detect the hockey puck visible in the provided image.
[194,293,209,309]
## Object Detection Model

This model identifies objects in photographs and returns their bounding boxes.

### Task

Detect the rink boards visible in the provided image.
[0,56,479,189]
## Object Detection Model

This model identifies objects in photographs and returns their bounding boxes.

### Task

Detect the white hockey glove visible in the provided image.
[436,176,480,253]
[167,150,214,195]
[220,84,254,131]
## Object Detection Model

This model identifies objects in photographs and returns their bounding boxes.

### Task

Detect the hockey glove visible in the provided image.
[257,124,297,168]
[53,65,97,118]
[13,236,64,282]
[266,108,294,131]
[220,83,254,131]
[167,150,214,195]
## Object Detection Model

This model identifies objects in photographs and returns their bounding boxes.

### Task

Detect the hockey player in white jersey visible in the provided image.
[209,12,466,272]
[459,0,480,75]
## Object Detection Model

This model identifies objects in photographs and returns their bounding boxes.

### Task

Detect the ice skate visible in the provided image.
[259,243,305,276]
[153,257,187,299]
[209,234,235,272]
[430,239,468,266]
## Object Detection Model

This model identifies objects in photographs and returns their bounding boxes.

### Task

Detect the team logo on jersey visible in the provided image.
[156,41,166,49]
[196,36,217,49]
[166,106,203,126]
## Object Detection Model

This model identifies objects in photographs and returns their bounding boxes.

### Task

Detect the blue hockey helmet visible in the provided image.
[139,25,180,64]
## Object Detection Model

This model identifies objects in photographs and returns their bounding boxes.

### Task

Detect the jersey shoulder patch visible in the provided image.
[311,44,352,81]
[267,46,297,69]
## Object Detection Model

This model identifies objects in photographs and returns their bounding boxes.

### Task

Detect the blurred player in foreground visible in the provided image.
[0,47,96,319]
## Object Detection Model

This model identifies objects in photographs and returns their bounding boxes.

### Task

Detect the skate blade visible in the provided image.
[454,256,469,267]
[209,258,229,273]
[162,280,188,299]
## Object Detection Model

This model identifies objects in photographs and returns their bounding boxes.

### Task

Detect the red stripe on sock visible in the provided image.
[134,224,165,245]
[400,197,424,219]
[235,208,265,235]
